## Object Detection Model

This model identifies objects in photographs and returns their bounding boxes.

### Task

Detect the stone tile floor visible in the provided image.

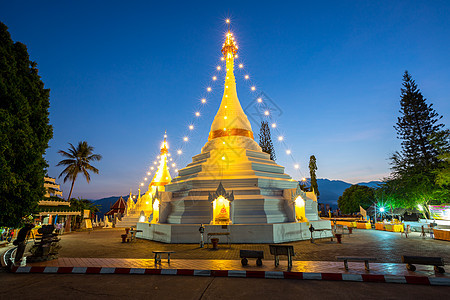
[54,228,450,264]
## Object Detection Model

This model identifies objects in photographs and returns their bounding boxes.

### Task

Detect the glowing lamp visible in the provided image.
[302,177,306,182]
[217,66,221,70]
[147,172,150,175]
[251,86,256,91]
[140,183,144,186]
[244,75,249,79]
[239,64,243,68]
[144,177,147,181]
[418,204,423,211]
[257,98,262,103]
[201,98,206,103]
[175,169,178,172]
[189,125,194,130]
[183,137,188,142]
[294,164,299,169]
[151,167,154,170]
[278,136,284,141]
[286,150,291,154]
[264,110,269,116]
[380,207,385,213]
[207,87,212,92]
[212,76,217,80]
[222,156,225,160]
[226,19,230,24]
[221,57,225,61]
[271,123,276,128]
[195,112,200,117]
[172,163,176,167]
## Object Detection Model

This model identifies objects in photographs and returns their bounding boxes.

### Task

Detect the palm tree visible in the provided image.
[57,141,102,200]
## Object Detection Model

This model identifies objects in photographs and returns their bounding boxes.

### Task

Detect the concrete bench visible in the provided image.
[336,256,377,271]
[153,251,175,264]
[240,250,264,266]
[269,245,295,268]
[401,255,445,273]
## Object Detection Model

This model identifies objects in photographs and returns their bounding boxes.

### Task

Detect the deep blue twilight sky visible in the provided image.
[1,1,450,199]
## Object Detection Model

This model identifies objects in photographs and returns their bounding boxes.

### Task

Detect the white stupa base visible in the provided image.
[136,219,331,244]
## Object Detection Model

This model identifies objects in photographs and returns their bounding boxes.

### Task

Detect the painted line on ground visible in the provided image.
[10,266,449,286]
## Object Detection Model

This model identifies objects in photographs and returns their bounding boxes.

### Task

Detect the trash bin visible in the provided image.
[211,238,219,250]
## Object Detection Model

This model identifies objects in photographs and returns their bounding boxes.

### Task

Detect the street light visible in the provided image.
[379,207,385,213]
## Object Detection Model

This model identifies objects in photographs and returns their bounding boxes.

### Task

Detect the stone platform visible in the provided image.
[136,220,332,243]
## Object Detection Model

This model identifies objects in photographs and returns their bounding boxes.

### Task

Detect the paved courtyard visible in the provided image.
[55,228,450,263]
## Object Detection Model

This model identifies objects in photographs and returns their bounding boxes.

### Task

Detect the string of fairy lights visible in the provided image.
[134,19,307,193]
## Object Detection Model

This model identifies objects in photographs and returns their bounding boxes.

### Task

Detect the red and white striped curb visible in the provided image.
[11,266,450,286]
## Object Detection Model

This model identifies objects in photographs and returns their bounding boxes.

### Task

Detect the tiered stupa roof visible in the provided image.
[149,133,172,188]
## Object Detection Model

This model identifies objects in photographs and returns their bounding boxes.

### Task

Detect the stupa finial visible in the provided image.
[221,20,238,60]
[160,131,168,155]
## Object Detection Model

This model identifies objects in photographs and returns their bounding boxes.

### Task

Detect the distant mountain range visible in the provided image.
[91,178,382,216]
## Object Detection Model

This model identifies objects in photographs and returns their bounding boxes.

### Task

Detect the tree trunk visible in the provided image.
[67,179,76,201]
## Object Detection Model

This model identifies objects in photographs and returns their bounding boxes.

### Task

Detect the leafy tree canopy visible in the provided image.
[309,155,319,196]
[0,22,53,227]
[338,185,374,214]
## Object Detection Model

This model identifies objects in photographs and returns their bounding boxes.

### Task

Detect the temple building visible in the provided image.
[137,26,331,243]
[36,176,81,232]
[116,134,172,227]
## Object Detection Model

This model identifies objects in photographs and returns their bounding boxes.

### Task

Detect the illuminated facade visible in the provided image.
[137,25,331,243]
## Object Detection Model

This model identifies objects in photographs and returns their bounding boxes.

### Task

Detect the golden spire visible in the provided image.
[150,132,172,188]
[208,21,254,141]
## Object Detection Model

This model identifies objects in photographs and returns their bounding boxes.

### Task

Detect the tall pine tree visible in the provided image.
[391,71,444,175]
[0,22,53,227]
[386,71,449,211]
[259,121,276,161]
[309,155,319,197]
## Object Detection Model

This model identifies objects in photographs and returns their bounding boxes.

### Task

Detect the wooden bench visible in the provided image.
[269,245,295,268]
[206,232,231,248]
[336,256,377,271]
[153,251,175,264]
[129,230,143,242]
[240,250,264,266]
[401,255,445,273]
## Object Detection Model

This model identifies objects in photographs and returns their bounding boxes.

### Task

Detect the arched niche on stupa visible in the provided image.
[150,189,161,224]
[208,183,234,225]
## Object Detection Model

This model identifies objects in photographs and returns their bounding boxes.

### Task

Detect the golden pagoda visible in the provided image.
[116,133,172,227]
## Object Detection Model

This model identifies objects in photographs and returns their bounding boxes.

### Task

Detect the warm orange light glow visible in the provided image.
[177,150,182,155]
[244,75,249,79]
[207,87,212,92]
[217,66,221,70]
[286,150,291,155]
[294,164,299,169]
[212,196,230,225]
[251,86,256,91]
[226,19,230,24]
[147,172,151,175]
[257,98,262,103]
[189,125,194,130]
[264,110,269,116]
[195,112,200,117]
[271,123,276,128]
[239,63,243,68]
[302,177,307,181]
[201,98,206,103]
[151,167,154,170]
[183,137,188,142]
[278,136,284,141]
[212,76,217,80]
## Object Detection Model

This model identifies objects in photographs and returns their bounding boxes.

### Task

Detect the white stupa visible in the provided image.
[137,25,331,243]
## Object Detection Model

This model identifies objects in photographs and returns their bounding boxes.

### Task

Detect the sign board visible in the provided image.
[83,209,90,219]
[428,205,450,220]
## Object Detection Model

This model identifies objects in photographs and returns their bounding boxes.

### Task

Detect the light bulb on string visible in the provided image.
[183,137,189,142]
[239,64,243,68]
[189,125,194,130]
[144,177,148,181]
[147,172,151,175]
[244,75,249,80]
[212,76,217,81]
[177,150,182,155]
[151,167,154,170]
[294,164,299,169]
[195,112,200,117]
[278,136,284,141]
[271,123,276,128]
[201,98,206,104]
[286,150,291,155]
[264,110,269,116]
[257,98,262,103]
[217,66,221,70]
[207,87,212,92]
[251,86,256,91]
